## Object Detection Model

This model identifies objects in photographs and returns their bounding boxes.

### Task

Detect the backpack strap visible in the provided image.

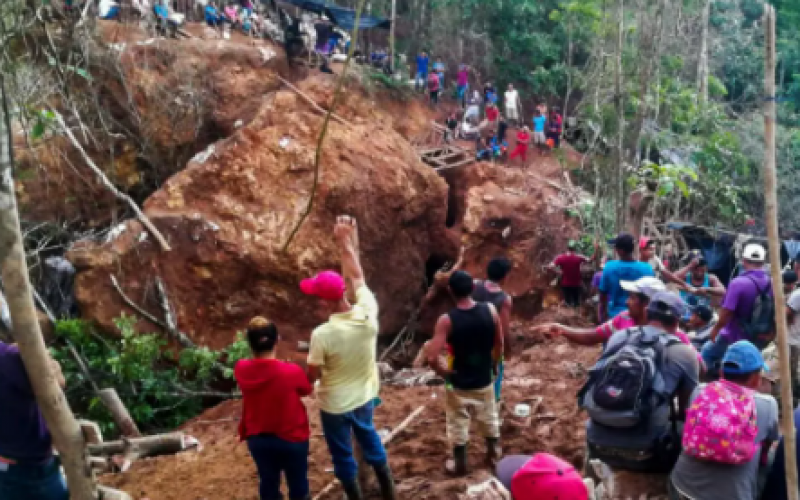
[744,274,766,295]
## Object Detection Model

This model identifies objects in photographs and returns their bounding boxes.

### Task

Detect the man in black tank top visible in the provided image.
[426,270,503,476]
[472,257,514,403]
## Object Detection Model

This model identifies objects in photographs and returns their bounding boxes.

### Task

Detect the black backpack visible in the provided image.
[738,275,775,342]
[578,327,681,429]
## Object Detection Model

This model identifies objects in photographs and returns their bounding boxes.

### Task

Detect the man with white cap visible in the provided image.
[702,242,772,374]
[536,276,665,345]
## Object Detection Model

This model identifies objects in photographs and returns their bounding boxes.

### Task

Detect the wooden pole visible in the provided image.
[763,6,799,500]
[389,0,396,73]
[0,80,97,499]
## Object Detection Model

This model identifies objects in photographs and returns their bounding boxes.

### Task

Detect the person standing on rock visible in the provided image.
[472,258,514,403]
[427,270,503,476]
[504,84,521,127]
[507,126,531,165]
[235,317,312,500]
[0,341,68,500]
[304,216,396,500]
[598,233,654,322]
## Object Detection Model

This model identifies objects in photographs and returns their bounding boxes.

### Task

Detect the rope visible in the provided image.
[281,6,369,252]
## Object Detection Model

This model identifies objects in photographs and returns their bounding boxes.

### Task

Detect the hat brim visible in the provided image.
[299,278,317,296]
[620,281,640,293]
[496,455,531,491]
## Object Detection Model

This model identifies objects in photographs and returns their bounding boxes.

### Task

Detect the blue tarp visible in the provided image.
[279,0,391,29]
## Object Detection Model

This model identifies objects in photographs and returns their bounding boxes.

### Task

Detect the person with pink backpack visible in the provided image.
[669,341,778,500]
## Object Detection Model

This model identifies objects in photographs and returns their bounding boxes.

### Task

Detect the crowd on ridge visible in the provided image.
[413,53,564,166]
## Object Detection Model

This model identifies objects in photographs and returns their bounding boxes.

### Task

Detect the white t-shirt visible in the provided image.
[787,289,800,346]
[504,90,519,110]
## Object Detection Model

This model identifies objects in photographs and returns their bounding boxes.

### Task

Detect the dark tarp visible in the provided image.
[278,0,391,29]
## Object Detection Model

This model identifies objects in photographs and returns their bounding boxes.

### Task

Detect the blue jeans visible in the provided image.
[0,458,68,500]
[319,400,388,483]
[701,335,730,377]
[415,72,428,91]
[247,435,309,500]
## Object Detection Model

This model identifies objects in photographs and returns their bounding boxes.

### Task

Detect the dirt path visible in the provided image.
[100,310,598,499]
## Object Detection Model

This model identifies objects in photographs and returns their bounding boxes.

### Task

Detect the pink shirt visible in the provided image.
[595,312,703,365]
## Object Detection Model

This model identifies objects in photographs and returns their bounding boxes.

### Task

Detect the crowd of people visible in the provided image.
[414,53,565,166]
[538,232,800,500]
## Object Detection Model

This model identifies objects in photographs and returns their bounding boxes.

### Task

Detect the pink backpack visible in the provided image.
[682,380,758,464]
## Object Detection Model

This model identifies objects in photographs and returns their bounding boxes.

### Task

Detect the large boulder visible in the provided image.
[69,78,449,348]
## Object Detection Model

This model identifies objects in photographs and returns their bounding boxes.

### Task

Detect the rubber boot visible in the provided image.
[373,463,397,500]
[485,437,501,467]
[446,445,468,476]
[341,480,363,500]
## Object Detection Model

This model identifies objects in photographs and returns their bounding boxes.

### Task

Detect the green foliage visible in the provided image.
[51,316,248,436]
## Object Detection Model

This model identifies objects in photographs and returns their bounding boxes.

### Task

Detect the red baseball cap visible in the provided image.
[496,454,588,500]
[639,236,652,250]
[300,271,346,301]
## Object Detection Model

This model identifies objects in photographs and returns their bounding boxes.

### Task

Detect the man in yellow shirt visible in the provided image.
[304,215,396,500]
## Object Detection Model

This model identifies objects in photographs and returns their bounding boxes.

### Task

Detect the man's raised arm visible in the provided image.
[335,215,365,291]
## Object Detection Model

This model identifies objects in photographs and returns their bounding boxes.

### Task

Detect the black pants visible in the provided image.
[247,434,310,500]
[547,131,561,148]
[562,286,581,307]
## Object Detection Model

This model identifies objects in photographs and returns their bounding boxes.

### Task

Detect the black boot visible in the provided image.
[373,463,397,500]
[342,481,363,500]
[446,445,468,476]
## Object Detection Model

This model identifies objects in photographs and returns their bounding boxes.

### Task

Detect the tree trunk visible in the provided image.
[696,0,710,102]
[613,0,626,231]
[626,0,668,168]
[0,82,97,499]
[389,0,396,72]
[98,389,142,438]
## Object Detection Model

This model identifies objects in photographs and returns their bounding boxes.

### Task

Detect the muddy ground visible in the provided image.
[101,309,598,499]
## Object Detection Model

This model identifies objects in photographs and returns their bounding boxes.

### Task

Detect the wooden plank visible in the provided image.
[434,158,475,172]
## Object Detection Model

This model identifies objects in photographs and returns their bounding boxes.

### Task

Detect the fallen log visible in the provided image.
[89,432,197,472]
[312,405,426,500]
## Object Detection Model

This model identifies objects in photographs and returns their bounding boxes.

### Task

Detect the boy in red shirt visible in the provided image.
[508,126,531,164]
[235,317,312,500]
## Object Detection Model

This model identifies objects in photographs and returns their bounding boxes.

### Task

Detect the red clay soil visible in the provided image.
[100,311,599,499]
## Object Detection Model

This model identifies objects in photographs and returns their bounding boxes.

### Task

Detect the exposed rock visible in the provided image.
[70,82,449,348]
[418,160,582,334]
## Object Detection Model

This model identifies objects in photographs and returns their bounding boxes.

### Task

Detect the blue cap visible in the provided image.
[647,291,688,320]
[722,341,768,374]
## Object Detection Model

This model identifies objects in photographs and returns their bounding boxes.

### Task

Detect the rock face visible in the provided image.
[16,32,288,229]
[70,78,449,348]
[417,160,583,334]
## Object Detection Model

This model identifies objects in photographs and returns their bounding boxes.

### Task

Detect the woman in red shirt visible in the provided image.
[235,317,313,500]
[508,126,531,164]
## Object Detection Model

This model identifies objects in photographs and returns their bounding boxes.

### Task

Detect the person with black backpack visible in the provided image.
[702,243,773,376]
[581,291,700,473]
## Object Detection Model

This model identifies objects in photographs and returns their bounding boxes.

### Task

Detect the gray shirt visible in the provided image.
[670,386,779,500]
[587,325,700,449]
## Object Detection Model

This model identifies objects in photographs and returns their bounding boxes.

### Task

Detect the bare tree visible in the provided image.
[0,78,97,498]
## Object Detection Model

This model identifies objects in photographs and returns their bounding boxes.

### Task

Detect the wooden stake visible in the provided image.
[276,76,352,127]
[312,405,426,500]
[763,6,799,500]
